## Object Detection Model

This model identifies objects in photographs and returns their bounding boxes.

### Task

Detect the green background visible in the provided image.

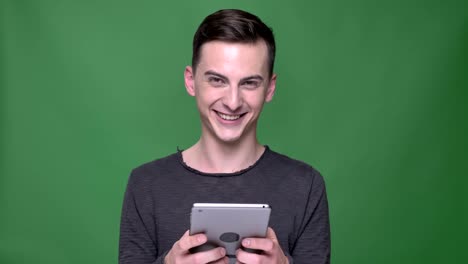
[1,0,467,263]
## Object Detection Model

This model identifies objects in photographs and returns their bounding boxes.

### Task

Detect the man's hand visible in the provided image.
[165,230,228,264]
[235,227,288,264]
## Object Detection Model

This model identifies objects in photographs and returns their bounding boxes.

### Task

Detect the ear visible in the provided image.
[265,73,277,102]
[184,66,196,97]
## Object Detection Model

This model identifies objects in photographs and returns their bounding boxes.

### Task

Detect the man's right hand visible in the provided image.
[164,230,228,264]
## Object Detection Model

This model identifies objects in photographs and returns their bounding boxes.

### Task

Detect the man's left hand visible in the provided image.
[235,227,288,264]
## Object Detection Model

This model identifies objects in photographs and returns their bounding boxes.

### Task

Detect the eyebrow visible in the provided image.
[204,70,264,84]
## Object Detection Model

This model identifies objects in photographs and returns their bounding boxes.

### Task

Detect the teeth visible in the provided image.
[218,112,241,121]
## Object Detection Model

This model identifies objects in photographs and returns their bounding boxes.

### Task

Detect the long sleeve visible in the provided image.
[290,172,331,264]
[119,171,163,264]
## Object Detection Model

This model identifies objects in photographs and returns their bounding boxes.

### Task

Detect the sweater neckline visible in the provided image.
[176,146,270,177]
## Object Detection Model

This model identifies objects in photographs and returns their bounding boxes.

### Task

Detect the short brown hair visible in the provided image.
[192,9,276,77]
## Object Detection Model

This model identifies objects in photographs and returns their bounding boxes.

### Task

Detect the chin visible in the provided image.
[215,134,243,144]
[204,120,254,144]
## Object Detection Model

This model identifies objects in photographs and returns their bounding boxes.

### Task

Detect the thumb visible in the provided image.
[266,227,279,241]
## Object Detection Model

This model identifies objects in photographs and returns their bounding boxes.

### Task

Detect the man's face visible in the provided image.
[184,40,276,144]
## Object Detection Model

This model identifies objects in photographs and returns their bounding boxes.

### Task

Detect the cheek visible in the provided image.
[196,89,221,109]
[244,92,267,109]
[196,96,210,113]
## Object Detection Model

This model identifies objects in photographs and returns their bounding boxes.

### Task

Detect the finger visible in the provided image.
[177,230,207,251]
[236,248,262,263]
[266,227,279,242]
[242,237,274,252]
[210,256,230,264]
[189,247,226,263]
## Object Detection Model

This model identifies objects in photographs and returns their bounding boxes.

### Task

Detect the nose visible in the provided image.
[222,86,243,112]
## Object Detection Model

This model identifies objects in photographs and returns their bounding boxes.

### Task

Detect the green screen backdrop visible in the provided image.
[1,0,467,263]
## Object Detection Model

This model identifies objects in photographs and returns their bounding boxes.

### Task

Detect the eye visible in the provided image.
[208,77,226,87]
[241,80,261,90]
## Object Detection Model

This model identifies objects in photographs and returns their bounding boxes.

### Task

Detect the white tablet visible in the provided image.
[190,203,271,262]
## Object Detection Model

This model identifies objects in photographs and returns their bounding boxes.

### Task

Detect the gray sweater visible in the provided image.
[119,147,330,264]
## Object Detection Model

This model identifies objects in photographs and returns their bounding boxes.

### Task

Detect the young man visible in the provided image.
[119,9,330,264]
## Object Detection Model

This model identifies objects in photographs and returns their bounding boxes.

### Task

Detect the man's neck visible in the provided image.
[182,136,265,174]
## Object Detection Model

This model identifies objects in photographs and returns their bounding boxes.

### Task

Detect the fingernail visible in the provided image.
[219,247,226,255]
[243,239,250,246]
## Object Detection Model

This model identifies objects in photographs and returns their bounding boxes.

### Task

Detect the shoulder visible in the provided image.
[127,152,181,187]
[264,148,326,187]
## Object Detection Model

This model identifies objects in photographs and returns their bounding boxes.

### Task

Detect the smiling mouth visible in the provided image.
[214,110,246,121]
